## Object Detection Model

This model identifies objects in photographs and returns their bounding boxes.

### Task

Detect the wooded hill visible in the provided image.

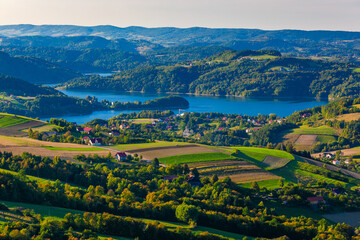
[62,49,360,99]
[0,51,79,84]
[2,25,360,59]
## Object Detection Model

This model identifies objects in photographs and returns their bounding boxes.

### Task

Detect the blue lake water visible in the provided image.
[41,89,328,124]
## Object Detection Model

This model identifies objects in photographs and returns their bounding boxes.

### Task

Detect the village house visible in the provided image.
[88,138,102,146]
[332,159,340,165]
[183,127,193,137]
[83,127,93,134]
[115,152,127,161]
[344,159,351,165]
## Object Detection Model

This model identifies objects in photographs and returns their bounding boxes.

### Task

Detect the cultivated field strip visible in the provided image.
[0,210,33,223]
[130,145,217,159]
[262,156,291,169]
[188,159,249,168]
[190,158,280,184]
[221,172,281,184]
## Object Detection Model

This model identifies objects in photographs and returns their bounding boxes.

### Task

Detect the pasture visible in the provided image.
[232,146,294,170]
[239,178,289,190]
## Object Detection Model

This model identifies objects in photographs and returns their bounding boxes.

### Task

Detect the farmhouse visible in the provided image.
[323,153,335,159]
[83,127,93,134]
[332,160,340,165]
[115,152,127,161]
[89,138,102,146]
[183,127,193,137]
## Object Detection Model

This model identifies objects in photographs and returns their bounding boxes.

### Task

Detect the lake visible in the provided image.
[41,89,328,124]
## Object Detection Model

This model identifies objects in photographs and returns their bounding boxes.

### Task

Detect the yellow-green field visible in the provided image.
[289,125,337,135]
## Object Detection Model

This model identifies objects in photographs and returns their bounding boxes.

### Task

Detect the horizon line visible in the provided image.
[1,23,360,33]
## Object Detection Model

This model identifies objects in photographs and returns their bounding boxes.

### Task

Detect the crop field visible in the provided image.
[289,125,337,135]
[0,115,30,128]
[43,146,107,151]
[262,156,292,170]
[0,113,45,136]
[110,141,191,151]
[294,134,317,151]
[159,152,231,165]
[0,209,33,224]
[187,159,249,169]
[221,172,281,184]
[128,145,217,160]
[0,136,112,160]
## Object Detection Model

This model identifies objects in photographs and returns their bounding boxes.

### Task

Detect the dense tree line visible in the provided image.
[62,50,360,99]
[0,151,359,239]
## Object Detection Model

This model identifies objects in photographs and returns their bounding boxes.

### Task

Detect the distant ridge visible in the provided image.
[1,24,360,46]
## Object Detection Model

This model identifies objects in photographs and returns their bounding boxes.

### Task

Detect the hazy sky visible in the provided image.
[1,0,360,31]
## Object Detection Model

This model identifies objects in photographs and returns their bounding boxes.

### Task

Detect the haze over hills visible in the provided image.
[2,24,360,44]
[1,24,360,59]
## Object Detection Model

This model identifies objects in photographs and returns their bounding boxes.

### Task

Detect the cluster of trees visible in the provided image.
[0,151,358,239]
[62,49,360,99]
[0,92,189,118]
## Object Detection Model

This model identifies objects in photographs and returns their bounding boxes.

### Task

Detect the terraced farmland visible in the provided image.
[188,159,280,184]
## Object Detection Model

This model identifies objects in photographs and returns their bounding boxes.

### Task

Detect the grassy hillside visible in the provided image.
[0,114,30,128]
